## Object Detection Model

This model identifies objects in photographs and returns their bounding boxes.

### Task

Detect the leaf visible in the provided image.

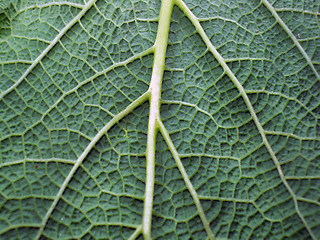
[0,0,319,239]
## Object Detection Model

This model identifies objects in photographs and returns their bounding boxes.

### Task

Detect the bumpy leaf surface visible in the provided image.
[0,0,319,239]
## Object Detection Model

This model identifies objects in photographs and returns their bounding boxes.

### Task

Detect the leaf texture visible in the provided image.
[0,0,319,239]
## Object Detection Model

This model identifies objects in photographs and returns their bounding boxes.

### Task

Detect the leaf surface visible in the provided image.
[0,0,319,239]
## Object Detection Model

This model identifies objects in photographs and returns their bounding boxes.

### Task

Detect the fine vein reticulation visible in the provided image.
[0,0,319,239]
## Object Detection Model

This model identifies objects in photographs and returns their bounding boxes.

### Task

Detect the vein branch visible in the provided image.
[261,0,320,80]
[128,225,143,240]
[34,91,150,239]
[17,2,84,14]
[174,0,317,239]
[158,119,215,240]
[0,0,97,101]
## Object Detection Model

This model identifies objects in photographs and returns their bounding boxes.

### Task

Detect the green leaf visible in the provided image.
[0,0,319,239]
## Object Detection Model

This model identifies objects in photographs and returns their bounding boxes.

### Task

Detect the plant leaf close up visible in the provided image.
[0,0,319,239]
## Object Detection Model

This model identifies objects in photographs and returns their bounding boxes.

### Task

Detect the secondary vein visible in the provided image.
[174,0,317,239]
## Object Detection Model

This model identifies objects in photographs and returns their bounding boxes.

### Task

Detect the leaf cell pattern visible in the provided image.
[0,0,319,239]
